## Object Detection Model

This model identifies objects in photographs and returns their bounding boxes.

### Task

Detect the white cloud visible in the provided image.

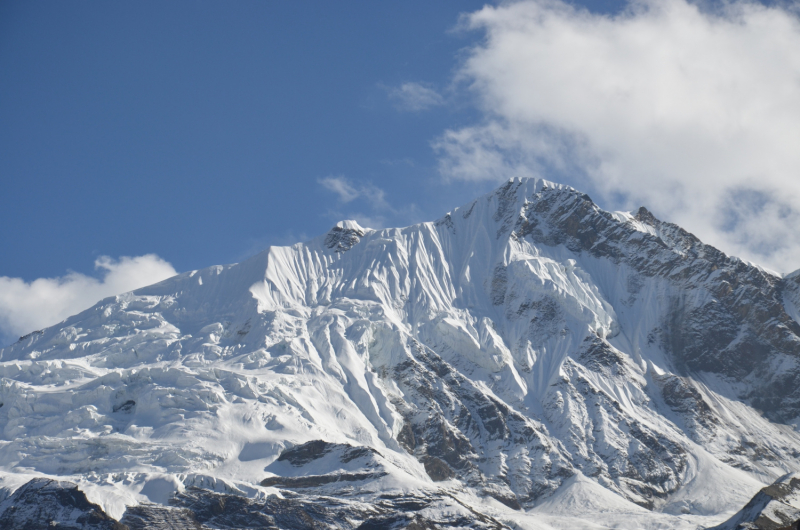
[388,82,444,111]
[318,176,423,229]
[0,254,177,346]
[319,175,360,203]
[319,176,392,228]
[439,0,800,273]
[319,176,388,207]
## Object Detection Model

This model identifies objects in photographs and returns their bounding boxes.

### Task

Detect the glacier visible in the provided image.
[2,177,800,529]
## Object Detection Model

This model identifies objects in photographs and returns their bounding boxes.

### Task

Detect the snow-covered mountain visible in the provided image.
[2,177,800,529]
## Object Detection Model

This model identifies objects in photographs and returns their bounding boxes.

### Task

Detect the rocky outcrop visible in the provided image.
[0,478,126,530]
[709,474,800,530]
[324,220,366,252]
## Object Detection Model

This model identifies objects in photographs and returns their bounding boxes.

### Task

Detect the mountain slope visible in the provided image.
[709,473,800,530]
[2,177,800,528]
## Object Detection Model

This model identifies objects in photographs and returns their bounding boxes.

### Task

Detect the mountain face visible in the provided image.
[710,473,800,530]
[2,178,800,529]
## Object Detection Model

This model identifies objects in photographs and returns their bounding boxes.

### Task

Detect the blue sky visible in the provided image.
[2,0,800,345]
[1,0,488,279]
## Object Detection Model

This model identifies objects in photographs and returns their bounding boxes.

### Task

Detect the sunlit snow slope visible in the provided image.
[2,178,800,528]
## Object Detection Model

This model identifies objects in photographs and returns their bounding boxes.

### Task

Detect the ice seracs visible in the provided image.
[2,177,800,529]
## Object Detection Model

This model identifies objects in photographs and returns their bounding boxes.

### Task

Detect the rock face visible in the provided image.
[0,474,508,529]
[121,486,507,530]
[1,178,800,528]
[0,478,125,530]
[709,473,800,530]
[260,440,389,488]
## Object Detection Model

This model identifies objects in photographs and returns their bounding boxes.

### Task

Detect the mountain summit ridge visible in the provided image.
[2,177,800,529]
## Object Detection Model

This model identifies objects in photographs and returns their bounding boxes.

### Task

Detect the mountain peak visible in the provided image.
[324,220,367,252]
[2,179,800,528]
[335,219,366,231]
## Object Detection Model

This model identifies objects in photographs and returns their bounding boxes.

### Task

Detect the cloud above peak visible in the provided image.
[319,175,388,206]
[0,255,177,347]
[438,0,800,272]
[318,176,422,230]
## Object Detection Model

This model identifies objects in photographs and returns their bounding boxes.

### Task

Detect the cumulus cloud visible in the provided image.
[388,82,444,111]
[0,254,177,346]
[438,0,800,272]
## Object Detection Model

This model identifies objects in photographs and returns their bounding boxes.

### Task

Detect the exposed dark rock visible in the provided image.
[435,213,455,233]
[113,400,136,413]
[341,445,379,463]
[120,505,201,530]
[275,439,379,467]
[486,492,521,511]
[421,457,453,482]
[0,480,509,530]
[260,471,387,488]
[383,336,573,505]
[397,421,416,453]
[276,440,334,466]
[167,487,505,530]
[357,514,439,530]
[325,224,365,252]
[652,371,720,440]
[708,474,800,530]
[17,330,44,343]
[0,478,126,530]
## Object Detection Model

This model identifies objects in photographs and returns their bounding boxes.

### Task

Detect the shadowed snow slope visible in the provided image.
[2,178,800,529]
